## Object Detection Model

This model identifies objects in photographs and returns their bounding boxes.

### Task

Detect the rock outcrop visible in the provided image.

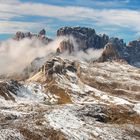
[56,26,140,67]
[40,57,77,80]
[126,39,140,67]
[98,43,120,62]
[58,39,74,53]
[98,37,127,62]
[56,27,133,64]
[0,56,140,140]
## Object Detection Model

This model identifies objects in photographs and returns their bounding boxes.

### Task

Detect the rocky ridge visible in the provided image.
[13,29,52,44]
[13,27,140,67]
[57,27,140,67]
[0,57,140,140]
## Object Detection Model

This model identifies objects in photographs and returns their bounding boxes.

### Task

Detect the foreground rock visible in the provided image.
[0,57,139,139]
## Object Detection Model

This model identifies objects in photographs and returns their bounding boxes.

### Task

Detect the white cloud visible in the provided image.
[0,0,137,22]
[0,21,42,34]
[88,0,130,7]
[0,0,19,4]
[0,0,140,36]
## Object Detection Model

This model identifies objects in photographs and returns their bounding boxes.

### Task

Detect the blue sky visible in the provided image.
[0,0,140,43]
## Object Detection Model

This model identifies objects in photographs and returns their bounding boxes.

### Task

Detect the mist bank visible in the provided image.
[0,36,103,76]
[0,37,64,75]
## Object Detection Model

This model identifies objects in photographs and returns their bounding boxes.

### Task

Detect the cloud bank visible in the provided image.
[0,37,65,75]
[0,0,140,38]
[0,36,103,76]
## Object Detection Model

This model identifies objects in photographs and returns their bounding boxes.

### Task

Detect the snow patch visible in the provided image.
[45,105,91,140]
[133,103,140,114]
[0,129,25,140]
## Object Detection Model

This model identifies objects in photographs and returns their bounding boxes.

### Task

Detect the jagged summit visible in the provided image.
[12,27,140,68]
[39,29,46,36]
[13,29,52,44]
[56,26,140,67]
[3,26,138,72]
[57,26,109,50]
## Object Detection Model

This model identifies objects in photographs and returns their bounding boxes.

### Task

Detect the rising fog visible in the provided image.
[0,36,103,76]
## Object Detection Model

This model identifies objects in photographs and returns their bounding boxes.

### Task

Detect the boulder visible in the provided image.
[78,104,110,123]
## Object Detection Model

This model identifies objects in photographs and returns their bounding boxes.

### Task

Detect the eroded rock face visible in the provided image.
[126,40,140,67]
[109,38,126,57]
[39,29,46,36]
[15,31,25,40]
[40,57,77,80]
[128,40,140,47]
[12,27,140,68]
[0,56,140,140]
[57,27,109,52]
[98,43,120,62]
[58,40,74,53]
[56,27,140,68]
[105,38,140,67]
[97,39,127,62]
[97,37,138,64]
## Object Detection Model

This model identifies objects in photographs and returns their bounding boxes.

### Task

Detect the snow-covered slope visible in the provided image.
[0,57,140,140]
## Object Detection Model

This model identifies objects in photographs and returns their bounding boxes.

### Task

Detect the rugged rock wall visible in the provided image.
[57,27,109,51]
[98,37,127,61]
[126,40,140,67]
[11,27,140,67]
[58,39,74,53]
[98,43,120,62]
[100,38,140,67]
[56,27,130,63]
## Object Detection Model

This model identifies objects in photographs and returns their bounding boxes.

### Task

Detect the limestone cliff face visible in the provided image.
[57,27,109,52]
[58,39,74,53]
[100,38,140,67]
[56,27,128,63]
[98,43,120,62]
[12,27,140,67]
[126,40,140,67]
[98,38,126,62]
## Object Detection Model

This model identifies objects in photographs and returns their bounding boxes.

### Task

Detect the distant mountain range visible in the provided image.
[0,26,140,140]
[13,27,140,68]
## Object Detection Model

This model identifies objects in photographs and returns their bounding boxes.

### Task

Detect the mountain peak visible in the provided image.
[39,29,46,36]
